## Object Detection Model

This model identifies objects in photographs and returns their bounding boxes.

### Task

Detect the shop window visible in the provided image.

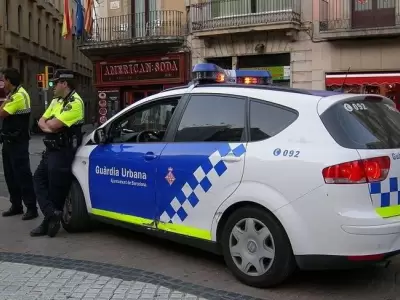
[175,94,246,142]
[206,57,232,70]
[238,54,291,85]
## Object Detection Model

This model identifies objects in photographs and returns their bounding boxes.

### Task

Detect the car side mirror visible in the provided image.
[93,128,106,144]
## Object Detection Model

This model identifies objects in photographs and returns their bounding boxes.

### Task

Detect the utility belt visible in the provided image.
[0,130,24,144]
[43,132,82,152]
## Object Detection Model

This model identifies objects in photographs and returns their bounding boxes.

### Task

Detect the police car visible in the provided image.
[63,63,400,288]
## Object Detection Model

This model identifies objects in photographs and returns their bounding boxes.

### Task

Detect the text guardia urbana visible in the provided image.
[95,166,147,180]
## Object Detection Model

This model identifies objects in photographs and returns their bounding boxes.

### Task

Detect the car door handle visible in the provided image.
[221,155,242,162]
[144,152,157,161]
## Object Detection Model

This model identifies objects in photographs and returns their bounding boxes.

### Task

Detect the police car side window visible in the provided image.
[109,98,179,144]
[174,94,246,142]
[249,100,298,142]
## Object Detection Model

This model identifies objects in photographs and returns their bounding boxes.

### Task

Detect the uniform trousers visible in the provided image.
[33,147,74,218]
[2,140,37,210]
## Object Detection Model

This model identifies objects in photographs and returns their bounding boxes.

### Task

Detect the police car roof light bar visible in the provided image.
[192,63,273,86]
[192,63,227,84]
[235,69,272,78]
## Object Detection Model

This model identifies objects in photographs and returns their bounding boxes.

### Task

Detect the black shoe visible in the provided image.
[30,220,49,237]
[2,207,23,217]
[22,210,39,221]
[47,211,62,238]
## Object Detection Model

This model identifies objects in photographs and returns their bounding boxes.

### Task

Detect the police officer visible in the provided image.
[0,68,38,220]
[31,69,84,237]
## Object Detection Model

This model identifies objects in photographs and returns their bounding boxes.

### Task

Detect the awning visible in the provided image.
[325,73,400,86]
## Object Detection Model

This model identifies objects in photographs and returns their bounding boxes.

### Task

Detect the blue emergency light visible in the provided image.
[192,63,272,85]
[192,63,227,83]
[235,69,272,85]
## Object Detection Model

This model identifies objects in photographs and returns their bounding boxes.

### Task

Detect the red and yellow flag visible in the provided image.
[62,0,73,39]
[84,0,94,35]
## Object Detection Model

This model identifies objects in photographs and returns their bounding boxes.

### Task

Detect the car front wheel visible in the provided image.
[62,180,92,233]
[221,206,296,288]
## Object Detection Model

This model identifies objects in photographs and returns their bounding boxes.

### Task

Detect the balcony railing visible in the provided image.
[81,10,184,45]
[191,0,301,32]
[319,0,400,32]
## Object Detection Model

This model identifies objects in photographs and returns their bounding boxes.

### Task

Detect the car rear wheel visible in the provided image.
[221,206,296,288]
[62,180,92,233]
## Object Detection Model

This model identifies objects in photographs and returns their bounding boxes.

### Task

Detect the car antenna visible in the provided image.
[334,67,351,92]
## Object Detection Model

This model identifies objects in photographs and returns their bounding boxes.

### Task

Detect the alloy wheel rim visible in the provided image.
[229,218,275,276]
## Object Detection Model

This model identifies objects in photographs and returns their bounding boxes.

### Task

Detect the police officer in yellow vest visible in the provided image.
[0,68,38,220]
[31,69,84,237]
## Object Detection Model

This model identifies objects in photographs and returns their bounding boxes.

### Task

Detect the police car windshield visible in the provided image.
[320,96,400,149]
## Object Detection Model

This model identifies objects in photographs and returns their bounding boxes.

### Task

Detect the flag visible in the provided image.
[62,0,73,39]
[84,0,94,35]
[76,0,84,37]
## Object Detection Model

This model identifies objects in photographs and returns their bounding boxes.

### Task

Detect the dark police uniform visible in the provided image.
[31,72,84,237]
[1,86,37,219]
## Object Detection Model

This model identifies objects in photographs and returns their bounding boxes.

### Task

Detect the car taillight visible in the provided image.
[322,156,390,184]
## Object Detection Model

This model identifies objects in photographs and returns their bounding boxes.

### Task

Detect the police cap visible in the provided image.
[49,69,75,83]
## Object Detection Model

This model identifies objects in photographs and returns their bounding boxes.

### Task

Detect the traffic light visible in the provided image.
[44,66,54,88]
[36,74,44,88]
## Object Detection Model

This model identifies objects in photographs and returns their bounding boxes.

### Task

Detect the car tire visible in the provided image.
[221,205,296,288]
[61,180,92,233]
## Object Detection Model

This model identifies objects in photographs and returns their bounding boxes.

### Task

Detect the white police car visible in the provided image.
[63,63,400,288]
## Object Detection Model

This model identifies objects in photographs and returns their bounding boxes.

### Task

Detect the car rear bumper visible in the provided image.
[295,250,400,270]
[274,185,400,258]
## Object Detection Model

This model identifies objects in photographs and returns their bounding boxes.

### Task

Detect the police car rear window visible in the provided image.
[320,96,400,149]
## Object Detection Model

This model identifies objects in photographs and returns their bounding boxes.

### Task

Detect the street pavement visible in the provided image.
[0,134,399,299]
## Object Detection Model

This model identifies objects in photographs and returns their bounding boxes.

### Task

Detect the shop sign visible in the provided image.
[239,66,290,81]
[100,59,180,83]
[97,90,120,124]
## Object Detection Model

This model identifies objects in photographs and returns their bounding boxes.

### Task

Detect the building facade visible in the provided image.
[0,0,94,122]
[314,0,400,102]
[189,0,400,99]
[79,0,190,125]
[189,0,307,88]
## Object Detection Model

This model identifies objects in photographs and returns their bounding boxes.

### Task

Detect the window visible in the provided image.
[19,59,24,84]
[46,25,49,47]
[5,0,9,29]
[38,19,41,44]
[28,13,32,38]
[321,96,400,149]
[53,28,56,51]
[59,24,62,54]
[18,6,22,34]
[249,100,298,142]
[211,0,293,18]
[7,55,12,68]
[175,94,246,142]
[108,98,179,144]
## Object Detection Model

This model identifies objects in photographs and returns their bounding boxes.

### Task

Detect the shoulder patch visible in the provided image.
[63,104,72,111]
